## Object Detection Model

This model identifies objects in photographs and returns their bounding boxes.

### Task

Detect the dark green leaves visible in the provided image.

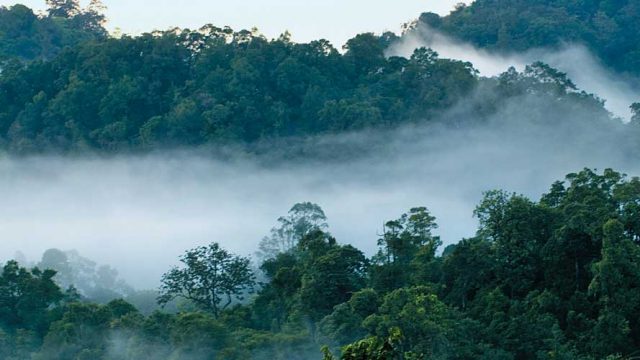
[158,242,255,317]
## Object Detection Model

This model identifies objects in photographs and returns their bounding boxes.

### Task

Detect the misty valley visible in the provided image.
[2,0,640,359]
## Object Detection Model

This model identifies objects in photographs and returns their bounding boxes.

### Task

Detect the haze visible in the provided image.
[1,90,636,287]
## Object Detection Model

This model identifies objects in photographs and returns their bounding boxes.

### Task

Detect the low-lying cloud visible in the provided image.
[1,88,637,288]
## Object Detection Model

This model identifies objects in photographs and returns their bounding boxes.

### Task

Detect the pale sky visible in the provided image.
[0,0,465,46]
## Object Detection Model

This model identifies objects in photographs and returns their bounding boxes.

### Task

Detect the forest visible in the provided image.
[2,0,640,359]
[0,0,638,153]
[2,169,640,359]
[418,0,640,76]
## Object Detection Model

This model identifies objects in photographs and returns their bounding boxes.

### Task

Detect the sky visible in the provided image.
[0,0,466,46]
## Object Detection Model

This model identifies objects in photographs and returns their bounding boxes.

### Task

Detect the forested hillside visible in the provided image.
[2,170,640,359]
[418,0,640,76]
[0,1,638,153]
[0,2,106,62]
[0,28,477,152]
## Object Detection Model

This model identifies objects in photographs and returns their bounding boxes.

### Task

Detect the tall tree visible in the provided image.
[370,207,441,292]
[299,241,368,323]
[74,0,107,35]
[588,220,640,355]
[0,261,63,335]
[258,202,329,259]
[46,0,81,18]
[158,242,255,317]
[475,191,552,297]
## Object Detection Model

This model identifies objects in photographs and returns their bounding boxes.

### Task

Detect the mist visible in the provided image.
[387,25,640,120]
[1,85,637,289]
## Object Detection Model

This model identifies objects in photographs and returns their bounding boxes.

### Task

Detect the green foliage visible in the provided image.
[252,227,368,334]
[320,289,380,346]
[0,15,484,153]
[419,0,640,76]
[36,300,138,359]
[587,220,640,356]
[0,2,105,62]
[0,261,63,335]
[298,241,368,323]
[475,191,553,297]
[441,237,494,310]
[2,169,640,358]
[370,207,441,292]
[0,1,632,155]
[340,328,406,360]
[158,242,256,317]
[363,286,453,357]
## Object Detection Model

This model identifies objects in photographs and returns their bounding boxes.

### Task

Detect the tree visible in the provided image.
[416,0,640,76]
[475,191,552,297]
[614,176,640,244]
[0,3,105,63]
[376,207,440,266]
[158,242,256,317]
[0,5,40,60]
[168,312,231,359]
[73,0,107,36]
[363,286,453,357]
[339,328,406,360]
[37,299,139,359]
[588,220,640,355]
[0,261,63,335]
[632,102,640,124]
[320,289,380,346]
[37,248,132,302]
[370,207,441,292]
[298,243,368,323]
[441,237,495,310]
[258,202,329,259]
[38,248,73,289]
[252,252,302,331]
[540,169,624,296]
[46,0,81,18]
[343,33,388,77]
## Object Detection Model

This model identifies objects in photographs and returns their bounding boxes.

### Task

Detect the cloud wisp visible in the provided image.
[387,25,640,120]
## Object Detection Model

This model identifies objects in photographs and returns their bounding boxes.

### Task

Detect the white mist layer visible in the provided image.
[387,26,640,120]
[1,113,636,288]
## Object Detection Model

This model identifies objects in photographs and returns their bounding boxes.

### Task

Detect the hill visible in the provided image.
[419,0,640,77]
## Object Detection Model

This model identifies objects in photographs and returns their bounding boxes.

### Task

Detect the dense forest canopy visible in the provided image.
[2,169,640,359]
[418,0,640,77]
[0,1,106,62]
[0,1,637,154]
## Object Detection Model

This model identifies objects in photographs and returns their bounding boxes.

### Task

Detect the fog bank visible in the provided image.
[1,95,636,287]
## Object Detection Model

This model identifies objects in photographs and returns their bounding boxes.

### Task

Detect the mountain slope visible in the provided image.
[420,0,640,76]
